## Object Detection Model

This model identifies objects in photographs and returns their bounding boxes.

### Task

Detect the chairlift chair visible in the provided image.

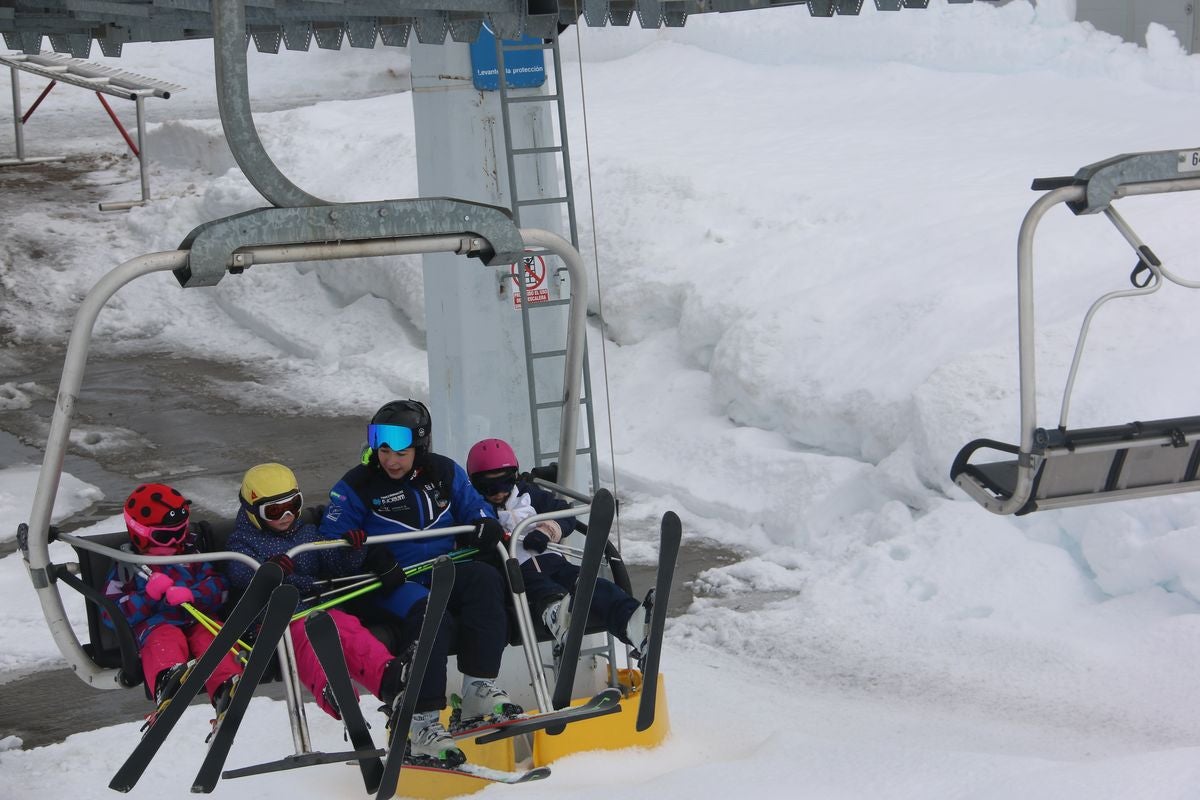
[952,148,1200,515]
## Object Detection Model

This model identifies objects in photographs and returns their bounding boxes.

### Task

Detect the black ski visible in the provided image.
[636,510,681,732]
[191,582,300,793]
[304,609,385,793]
[549,488,615,721]
[375,556,455,800]
[467,687,622,744]
[109,562,286,793]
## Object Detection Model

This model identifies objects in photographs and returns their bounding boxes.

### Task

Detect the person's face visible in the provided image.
[378,445,416,479]
[264,512,295,533]
[477,469,513,505]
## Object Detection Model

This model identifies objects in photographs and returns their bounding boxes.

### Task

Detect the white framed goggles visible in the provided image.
[255,491,303,521]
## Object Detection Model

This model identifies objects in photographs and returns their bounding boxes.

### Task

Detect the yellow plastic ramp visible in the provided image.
[533,672,670,765]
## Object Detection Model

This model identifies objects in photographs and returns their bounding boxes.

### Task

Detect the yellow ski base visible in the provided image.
[532,671,670,765]
[390,710,515,800]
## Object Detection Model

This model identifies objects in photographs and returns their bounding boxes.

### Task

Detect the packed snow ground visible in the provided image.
[6,1,1200,797]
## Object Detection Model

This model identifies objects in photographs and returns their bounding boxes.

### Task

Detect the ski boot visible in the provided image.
[206,676,238,743]
[453,677,523,729]
[405,709,465,768]
[541,593,571,655]
[142,662,189,731]
[626,588,655,667]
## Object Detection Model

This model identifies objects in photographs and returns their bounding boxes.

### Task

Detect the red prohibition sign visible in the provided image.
[510,254,547,291]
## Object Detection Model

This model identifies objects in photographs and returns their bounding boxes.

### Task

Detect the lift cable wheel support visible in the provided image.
[494,32,602,491]
[952,147,1200,515]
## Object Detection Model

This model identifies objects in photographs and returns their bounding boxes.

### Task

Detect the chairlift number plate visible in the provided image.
[1177,150,1200,173]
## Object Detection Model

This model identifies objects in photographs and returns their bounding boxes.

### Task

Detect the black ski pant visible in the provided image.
[522,552,640,641]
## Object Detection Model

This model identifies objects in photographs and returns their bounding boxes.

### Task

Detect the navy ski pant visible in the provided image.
[522,552,640,640]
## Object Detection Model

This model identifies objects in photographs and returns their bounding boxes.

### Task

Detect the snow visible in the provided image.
[5,0,1200,797]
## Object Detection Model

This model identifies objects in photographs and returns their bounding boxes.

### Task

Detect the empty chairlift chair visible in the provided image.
[952,148,1200,515]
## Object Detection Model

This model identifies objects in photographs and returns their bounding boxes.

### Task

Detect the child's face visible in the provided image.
[378,445,416,479]
[264,513,295,534]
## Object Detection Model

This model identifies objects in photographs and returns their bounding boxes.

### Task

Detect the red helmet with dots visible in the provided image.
[124,483,191,555]
[466,438,519,477]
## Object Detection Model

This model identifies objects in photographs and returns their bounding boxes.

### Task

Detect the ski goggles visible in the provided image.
[129,517,191,548]
[254,491,304,521]
[367,423,414,452]
[471,469,518,497]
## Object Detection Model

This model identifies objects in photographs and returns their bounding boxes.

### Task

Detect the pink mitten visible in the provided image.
[165,586,195,607]
[145,572,173,601]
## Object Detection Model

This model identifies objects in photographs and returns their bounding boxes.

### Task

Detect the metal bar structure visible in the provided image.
[0,52,181,207]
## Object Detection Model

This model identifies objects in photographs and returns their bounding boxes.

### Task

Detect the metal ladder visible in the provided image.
[494,32,601,491]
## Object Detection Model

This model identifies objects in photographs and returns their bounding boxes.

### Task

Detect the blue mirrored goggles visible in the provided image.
[367,423,414,452]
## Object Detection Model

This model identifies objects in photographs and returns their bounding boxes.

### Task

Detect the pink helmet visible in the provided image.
[466,438,519,476]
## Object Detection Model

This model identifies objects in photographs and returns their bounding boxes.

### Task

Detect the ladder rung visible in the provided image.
[504,94,560,104]
[530,349,567,359]
[516,196,568,207]
[535,399,588,411]
[512,145,563,155]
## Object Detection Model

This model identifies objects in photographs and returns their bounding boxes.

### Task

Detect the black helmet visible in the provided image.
[369,399,432,454]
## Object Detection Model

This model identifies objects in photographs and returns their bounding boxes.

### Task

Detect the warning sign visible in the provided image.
[510,254,550,308]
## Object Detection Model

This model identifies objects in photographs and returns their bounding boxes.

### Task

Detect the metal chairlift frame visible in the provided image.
[0,51,183,209]
[17,212,592,766]
[952,147,1200,515]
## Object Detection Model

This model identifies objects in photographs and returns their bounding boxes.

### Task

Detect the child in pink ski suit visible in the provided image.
[102,483,242,709]
[225,463,409,721]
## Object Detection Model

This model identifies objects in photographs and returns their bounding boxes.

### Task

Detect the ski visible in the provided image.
[375,556,455,800]
[192,582,300,793]
[400,761,551,785]
[466,687,622,744]
[636,510,682,732]
[109,562,286,793]
[549,488,615,721]
[304,609,385,793]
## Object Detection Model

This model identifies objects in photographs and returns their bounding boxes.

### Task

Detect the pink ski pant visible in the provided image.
[141,622,243,700]
[288,608,393,718]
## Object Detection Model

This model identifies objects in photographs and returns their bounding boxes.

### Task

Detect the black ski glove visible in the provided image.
[522,529,550,554]
[468,517,505,550]
[363,545,406,592]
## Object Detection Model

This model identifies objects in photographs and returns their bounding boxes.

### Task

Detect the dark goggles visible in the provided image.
[367,423,414,452]
[146,521,190,547]
[256,491,303,521]
[471,469,518,497]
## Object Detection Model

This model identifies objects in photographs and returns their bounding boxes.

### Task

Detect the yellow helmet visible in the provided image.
[239,463,303,530]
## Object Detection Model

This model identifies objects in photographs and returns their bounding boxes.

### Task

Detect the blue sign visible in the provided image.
[469,25,546,92]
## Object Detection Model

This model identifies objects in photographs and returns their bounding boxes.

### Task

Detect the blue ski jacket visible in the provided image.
[318,452,497,616]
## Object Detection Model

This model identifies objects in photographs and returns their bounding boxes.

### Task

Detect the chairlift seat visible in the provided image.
[952,415,1200,515]
[62,507,631,690]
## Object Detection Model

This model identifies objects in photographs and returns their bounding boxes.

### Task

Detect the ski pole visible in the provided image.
[289,546,481,621]
[139,567,251,662]
[182,603,252,665]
